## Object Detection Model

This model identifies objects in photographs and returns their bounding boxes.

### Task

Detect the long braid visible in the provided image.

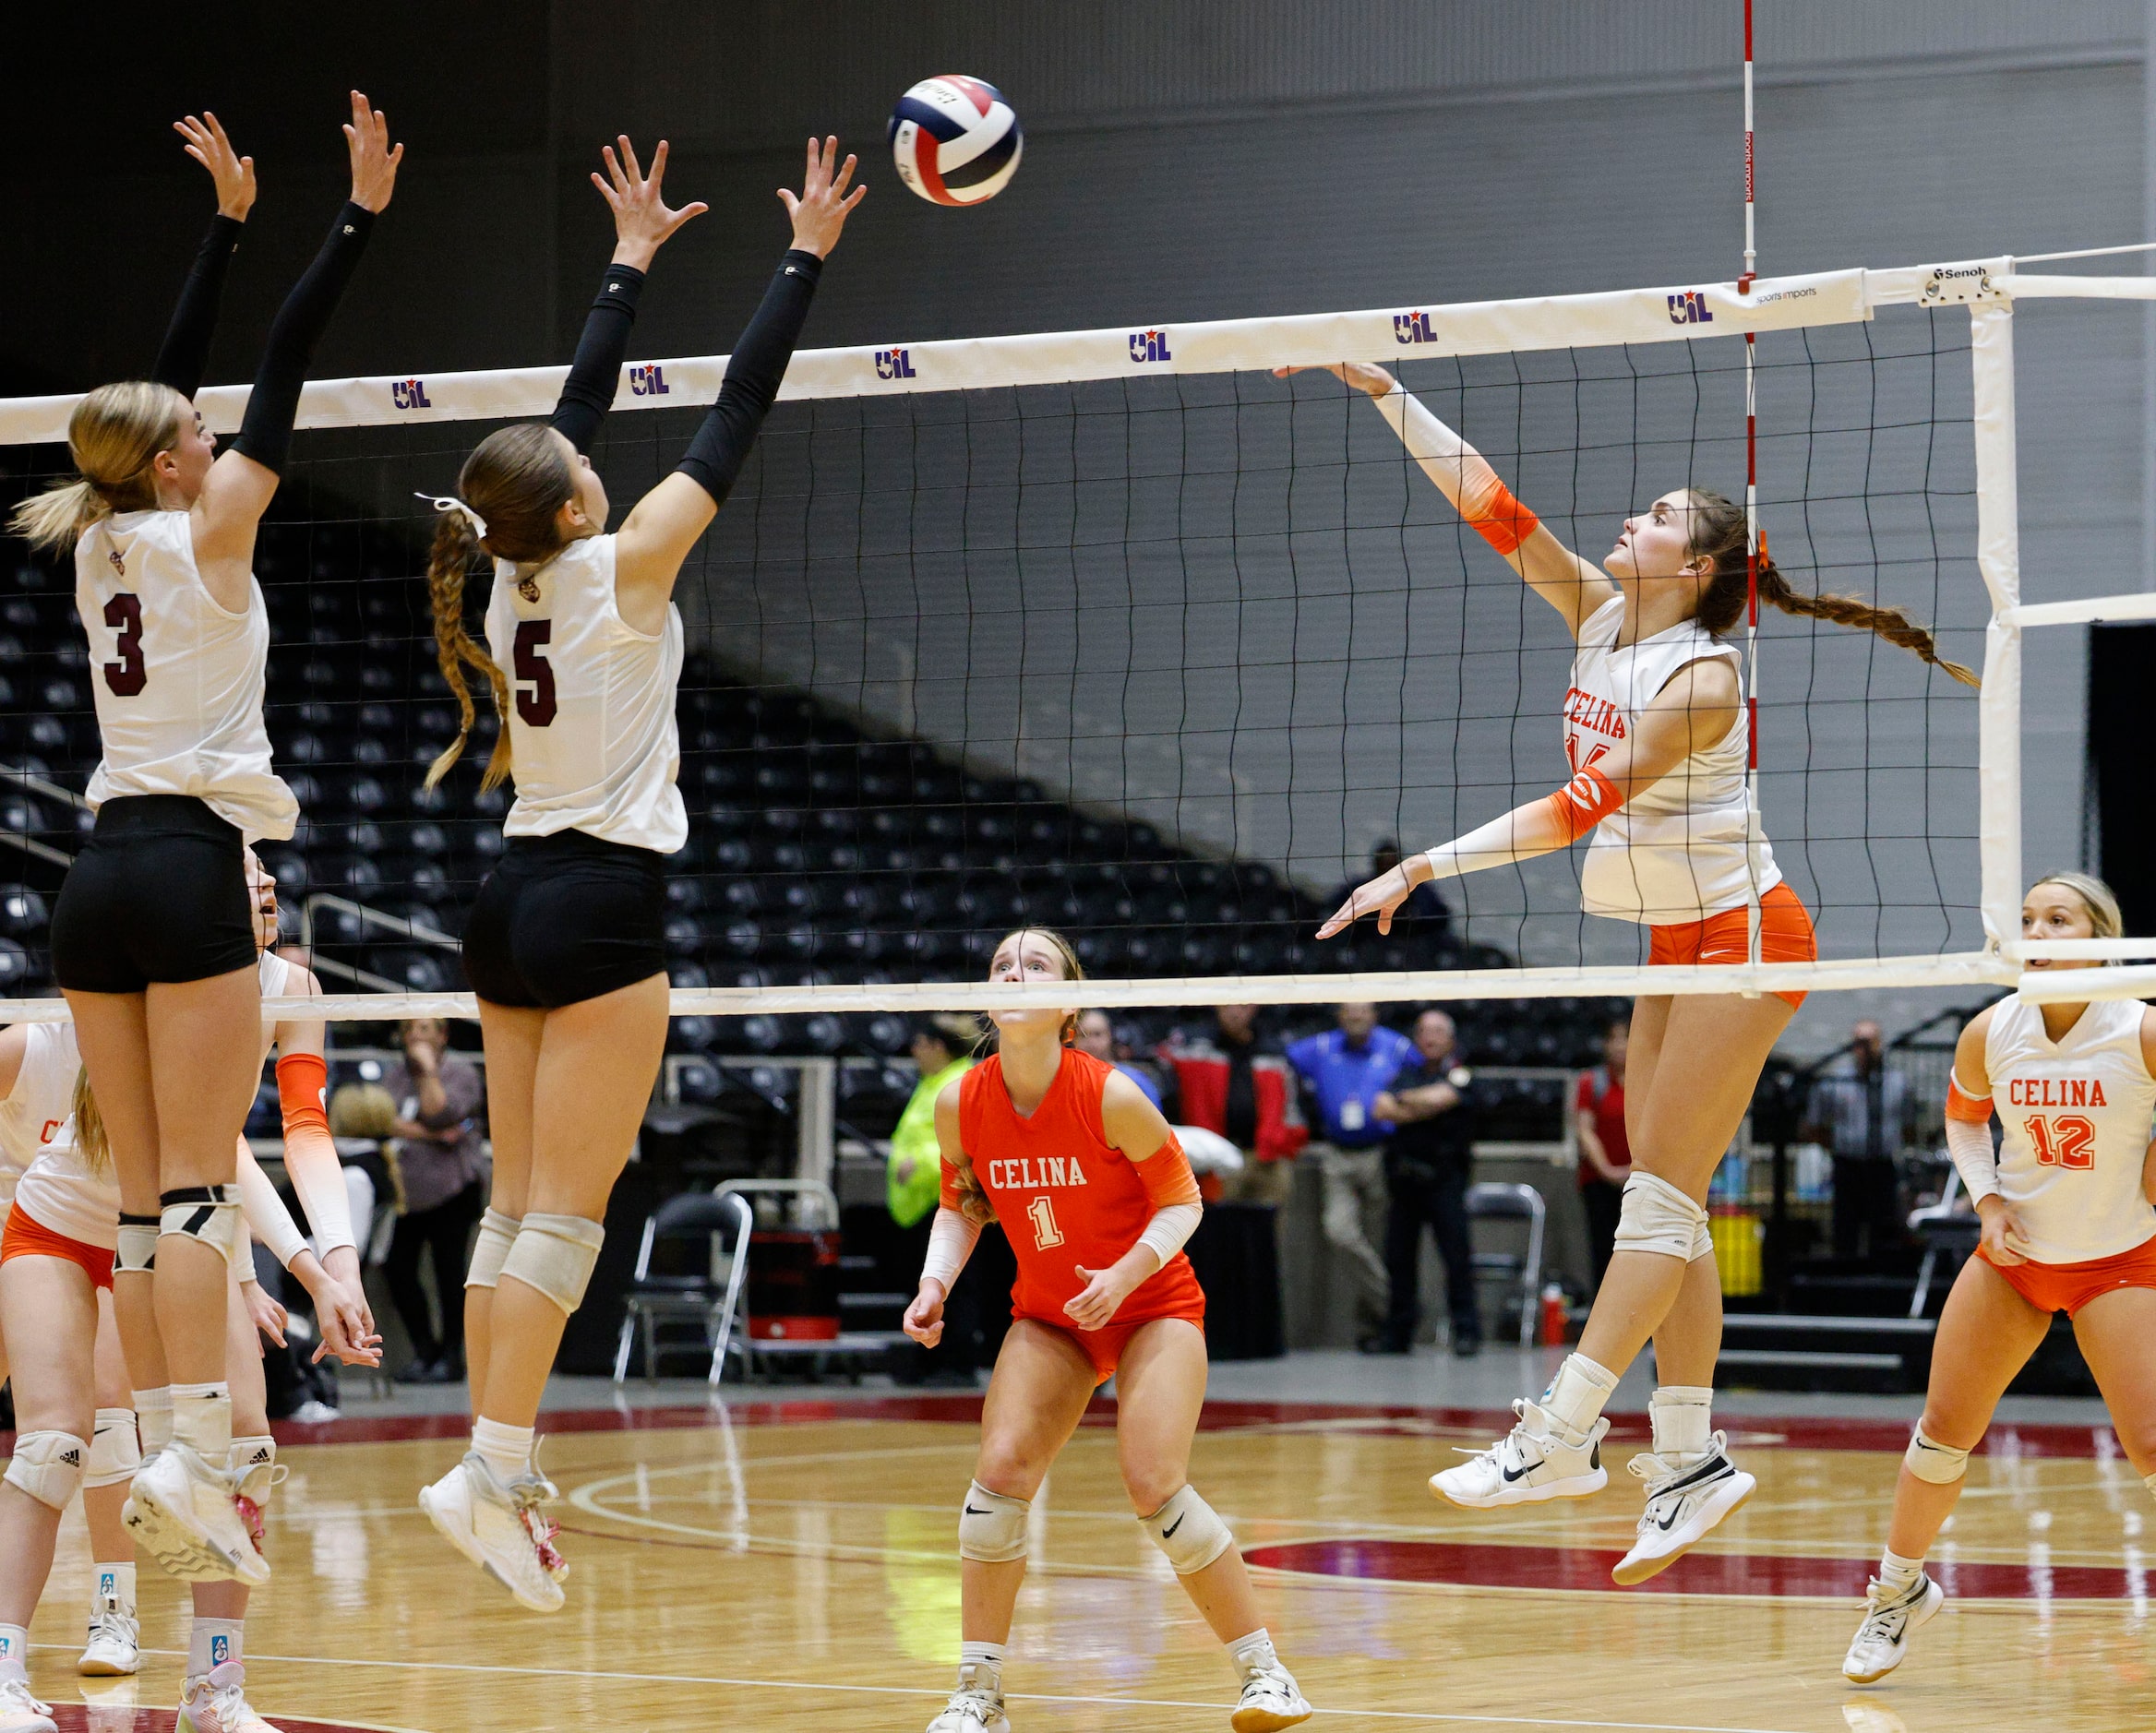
[1689,488,1979,687]
[422,512,514,791]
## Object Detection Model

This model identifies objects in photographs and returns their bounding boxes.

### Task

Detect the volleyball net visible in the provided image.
[0,253,2147,1024]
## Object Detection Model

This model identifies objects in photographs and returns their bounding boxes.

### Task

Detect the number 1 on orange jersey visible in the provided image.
[1025,1195,1063,1250]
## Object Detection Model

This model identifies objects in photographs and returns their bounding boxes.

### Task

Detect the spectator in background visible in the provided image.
[1076,1008,1163,1108]
[888,1012,980,1384]
[1370,1010,1480,1355]
[1288,1003,1416,1326]
[383,1018,488,1383]
[1804,1017,1914,1261]
[1160,1004,1306,1205]
[1336,841,1452,946]
[1575,1018,1632,1292]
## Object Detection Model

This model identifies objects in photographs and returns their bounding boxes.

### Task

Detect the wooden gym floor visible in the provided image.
[20,1394,2146,1733]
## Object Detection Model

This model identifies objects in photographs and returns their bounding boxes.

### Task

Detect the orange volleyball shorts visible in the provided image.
[1647,881,1818,1009]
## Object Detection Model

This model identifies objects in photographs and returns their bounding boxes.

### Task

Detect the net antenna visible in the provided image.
[1740,0,1766,978]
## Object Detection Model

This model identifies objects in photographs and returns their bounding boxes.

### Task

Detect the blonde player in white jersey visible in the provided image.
[1841,873,2156,1682]
[9,96,401,1588]
[1296,358,1979,1580]
[409,136,861,1608]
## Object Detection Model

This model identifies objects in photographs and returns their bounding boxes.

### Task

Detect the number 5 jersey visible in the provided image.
[1979,994,2156,1264]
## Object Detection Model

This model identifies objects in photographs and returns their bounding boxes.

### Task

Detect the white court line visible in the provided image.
[52,1643,1825,1733]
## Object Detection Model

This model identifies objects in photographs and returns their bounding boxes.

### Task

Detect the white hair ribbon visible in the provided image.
[414,492,488,542]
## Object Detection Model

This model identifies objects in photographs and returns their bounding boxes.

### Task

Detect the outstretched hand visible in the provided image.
[778,136,865,259]
[1316,861,1418,939]
[1273,361,1395,398]
[175,112,256,221]
[593,137,708,269]
[342,90,403,214]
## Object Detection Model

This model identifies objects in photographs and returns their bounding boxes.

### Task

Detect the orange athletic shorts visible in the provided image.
[1979,1232,2156,1318]
[0,1201,114,1290]
[1647,881,1818,1008]
[1017,1309,1207,1386]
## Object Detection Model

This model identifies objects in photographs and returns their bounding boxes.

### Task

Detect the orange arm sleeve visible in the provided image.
[1544,764,1624,845]
[1945,1078,1994,1123]
[276,1052,353,1252]
[1470,480,1540,556]
[1133,1131,1202,1209]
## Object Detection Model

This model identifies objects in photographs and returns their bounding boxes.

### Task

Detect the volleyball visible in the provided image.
[887,75,1022,206]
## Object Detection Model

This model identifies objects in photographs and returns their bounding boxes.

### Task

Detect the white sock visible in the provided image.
[0,1623,27,1679]
[2143,1470,2156,1502]
[1649,1384,1716,1464]
[93,1560,137,1616]
[1228,1627,1279,1679]
[1878,1547,1925,1593]
[230,1433,277,1500]
[958,1640,1005,1691]
[187,1616,244,1677]
[134,1386,174,1453]
[1540,1354,1619,1440]
[472,1417,535,1485]
[172,1381,233,1457]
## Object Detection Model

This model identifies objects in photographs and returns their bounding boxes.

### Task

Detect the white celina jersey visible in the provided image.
[74,509,295,841]
[485,533,686,854]
[0,1022,79,1204]
[1983,995,2156,1264]
[1565,593,1779,924]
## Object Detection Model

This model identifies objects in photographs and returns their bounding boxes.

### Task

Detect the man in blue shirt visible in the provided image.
[1287,1004,1415,1327]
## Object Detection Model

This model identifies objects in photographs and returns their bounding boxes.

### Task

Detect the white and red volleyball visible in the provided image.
[887,76,1023,207]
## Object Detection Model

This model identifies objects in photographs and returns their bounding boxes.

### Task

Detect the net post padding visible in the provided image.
[1969,301,2023,958]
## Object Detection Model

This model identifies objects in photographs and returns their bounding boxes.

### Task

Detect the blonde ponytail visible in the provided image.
[8,381,190,554]
[71,1068,110,1179]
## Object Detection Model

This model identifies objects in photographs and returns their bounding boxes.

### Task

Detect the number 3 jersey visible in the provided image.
[74,508,294,841]
[1983,994,2156,1264]
[486,532,687,855]
[950,1046,1205,1327]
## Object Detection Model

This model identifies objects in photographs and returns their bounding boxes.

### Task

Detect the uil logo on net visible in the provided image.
[1128,329,1173,364]
[1667,291,1715,326]
[389,378,433,410]
[874,348,917,380]
[629,365,671,397]
[1394,310,1438,344]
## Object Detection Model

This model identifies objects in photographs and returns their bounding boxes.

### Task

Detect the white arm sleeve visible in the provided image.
[1424,807,1557,882]
[1133,1201,1203,1273]
[1369,382,1506,520]
[1944,1115,2001,1207]
[235,1141,307,1273]
[920,1206,983,1293]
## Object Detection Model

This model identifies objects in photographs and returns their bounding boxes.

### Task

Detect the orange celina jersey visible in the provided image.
[948,1046,1205,1326]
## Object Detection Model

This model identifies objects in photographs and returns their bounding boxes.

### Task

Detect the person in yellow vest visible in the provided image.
[890,1014,979,1385]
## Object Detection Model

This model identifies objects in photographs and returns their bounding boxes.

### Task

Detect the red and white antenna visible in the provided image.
[1742,0,1765,967]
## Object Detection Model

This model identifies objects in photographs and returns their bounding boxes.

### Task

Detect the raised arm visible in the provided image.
[150,113,256,398]
[1321,654,1740,937]
[193,90,401,594]
[1275,362,1617,637]
[613,135,864,629]
[549,137,708,455]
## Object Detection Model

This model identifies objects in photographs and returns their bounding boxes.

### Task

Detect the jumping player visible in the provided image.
[1296,358,1977,1580]
[8,95,400,1586]
[1843,873,2156,1682]
[901,928,1313,1733]
[413,136,860,1609]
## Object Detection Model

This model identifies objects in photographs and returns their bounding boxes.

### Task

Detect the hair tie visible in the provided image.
[415,491,488,543]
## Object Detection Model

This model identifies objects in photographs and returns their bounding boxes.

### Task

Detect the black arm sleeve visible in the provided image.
[228,201,377,477]
[548,264,647,455]
[673,249,823,508]
[150,214,246,398]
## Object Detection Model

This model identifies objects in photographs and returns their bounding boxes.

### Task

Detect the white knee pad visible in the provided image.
[84,1409,140,1490]
[115,1214,159,1276]
[957,1480,1030,1563]
[5,1430,88,1512]
[499,1213,605,1315]
[1905,1426,1970,1486]
[1143,1485,1234,1576]
[465,1208,521,1290]
[1612,1171,1709,1262]
[159,1186,241,1257]
[231,1435,281,1504]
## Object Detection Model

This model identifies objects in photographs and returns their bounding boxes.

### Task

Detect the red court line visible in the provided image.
[1245,1537,2148,1601]
[184,1395,2128,1460]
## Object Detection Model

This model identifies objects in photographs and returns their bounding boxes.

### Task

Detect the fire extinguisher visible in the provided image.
[1540,1284,1568,1346]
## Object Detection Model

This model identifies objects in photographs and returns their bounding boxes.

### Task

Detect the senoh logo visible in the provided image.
[874,348,917,380]
[1128,329,1173,364]
[390,378,433,410]
[1393,311,1437,344]
[629,365,670,396]
[1666,292,1714,326]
